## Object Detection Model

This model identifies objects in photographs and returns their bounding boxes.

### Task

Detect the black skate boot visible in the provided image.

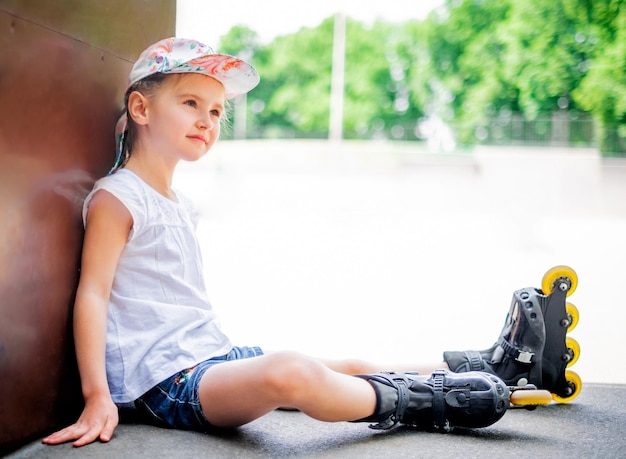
[354,369,509,432]
[443,266,582,403]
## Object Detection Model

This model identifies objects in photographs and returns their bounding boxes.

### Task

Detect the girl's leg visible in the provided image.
[198,351,376,428]
[317,357,449,376]
[199,351,509,432]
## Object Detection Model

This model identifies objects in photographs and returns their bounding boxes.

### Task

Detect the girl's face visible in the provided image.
[140,73,226,164]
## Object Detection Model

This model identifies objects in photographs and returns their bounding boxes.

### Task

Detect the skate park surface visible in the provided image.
[10,140,626,457]
[10,383,626,458]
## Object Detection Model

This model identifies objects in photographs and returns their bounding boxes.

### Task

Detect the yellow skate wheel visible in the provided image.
[565,336,581,367]
[541,265,578,297]
[552,370,582,403]
[565,302,580,332]
[510,389,553,406]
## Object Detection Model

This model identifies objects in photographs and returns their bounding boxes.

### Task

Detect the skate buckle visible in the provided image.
[516,351,534,364]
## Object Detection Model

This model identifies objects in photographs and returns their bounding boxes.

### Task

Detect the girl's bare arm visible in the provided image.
[43,190,131,447]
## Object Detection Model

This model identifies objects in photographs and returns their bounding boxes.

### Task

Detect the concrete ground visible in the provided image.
[10,383,626,458]
[9,140,626,457]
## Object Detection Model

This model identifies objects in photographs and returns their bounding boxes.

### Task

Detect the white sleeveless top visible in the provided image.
[83,169,232,403]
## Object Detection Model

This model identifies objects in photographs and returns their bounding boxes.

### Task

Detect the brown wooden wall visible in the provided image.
[0,0,175,453]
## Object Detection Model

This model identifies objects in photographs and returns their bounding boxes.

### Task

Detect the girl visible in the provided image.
[43,37,508,447]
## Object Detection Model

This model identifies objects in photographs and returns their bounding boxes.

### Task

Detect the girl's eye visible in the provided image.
[210,109,222,118]
[184,100,197,108]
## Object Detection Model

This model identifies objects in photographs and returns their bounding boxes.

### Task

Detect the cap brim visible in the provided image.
[167,53,260,99]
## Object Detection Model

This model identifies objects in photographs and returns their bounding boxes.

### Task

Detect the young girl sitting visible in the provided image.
[43,37,509,447]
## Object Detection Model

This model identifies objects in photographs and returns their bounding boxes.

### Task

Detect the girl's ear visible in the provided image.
[127,91,150,126]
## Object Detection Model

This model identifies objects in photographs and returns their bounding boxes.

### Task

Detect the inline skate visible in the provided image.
[355,369,510,431]
[443,265,582,403]
[354,369,552,432]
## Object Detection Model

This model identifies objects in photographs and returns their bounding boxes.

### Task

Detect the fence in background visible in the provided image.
[226,110,625,156]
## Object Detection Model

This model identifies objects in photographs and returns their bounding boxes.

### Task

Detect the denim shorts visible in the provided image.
[134,346,264,432]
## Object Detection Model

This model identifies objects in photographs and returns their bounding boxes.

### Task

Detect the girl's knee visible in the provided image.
[261,351,325,400]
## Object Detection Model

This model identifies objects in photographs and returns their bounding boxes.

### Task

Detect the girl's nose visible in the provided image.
[198,116,212,130]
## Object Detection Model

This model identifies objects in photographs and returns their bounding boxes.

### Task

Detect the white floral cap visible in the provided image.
[128,37,260,99]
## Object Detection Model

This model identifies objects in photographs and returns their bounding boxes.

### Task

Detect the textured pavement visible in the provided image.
[10,383,626,458]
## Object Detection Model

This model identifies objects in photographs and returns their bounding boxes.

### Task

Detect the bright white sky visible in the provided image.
[176,0,445,47]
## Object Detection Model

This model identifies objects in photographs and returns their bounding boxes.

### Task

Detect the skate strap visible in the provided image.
[362,373,411,430]
[432,370,451,432]
[498,338,535,364]
[394,375,411,426]
[464,350,485,371]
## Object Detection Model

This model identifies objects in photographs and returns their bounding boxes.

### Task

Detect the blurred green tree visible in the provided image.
[251,18,335,137]
[422,0,624,152]
[422,0,514,142]
[217,25,267,137]
[216,1,625,154]
[219,17,429,139]
[342,20,425,139]
[500,0,594,117]
[572,0,626,153]
[218,24,260,55]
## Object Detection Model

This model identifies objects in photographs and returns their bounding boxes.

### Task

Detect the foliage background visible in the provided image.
[218,0,625,155]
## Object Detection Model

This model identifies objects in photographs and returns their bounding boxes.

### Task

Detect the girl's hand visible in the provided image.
[42,396,119,447]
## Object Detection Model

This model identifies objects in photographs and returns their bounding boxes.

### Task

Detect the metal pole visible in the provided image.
[234,48,252,140]
[234,94,248,140]
[329,13,346,142]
